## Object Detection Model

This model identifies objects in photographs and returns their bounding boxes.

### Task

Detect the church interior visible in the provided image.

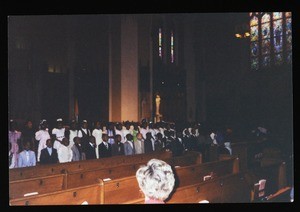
[8,12,294,204]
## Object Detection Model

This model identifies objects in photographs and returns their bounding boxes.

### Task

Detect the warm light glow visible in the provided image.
[244,32,250,37]
[235,33,242,38]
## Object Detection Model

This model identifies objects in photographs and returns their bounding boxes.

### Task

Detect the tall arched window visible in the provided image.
[170,30,174,63]
[250,12,292,71]
[158,27,163,59]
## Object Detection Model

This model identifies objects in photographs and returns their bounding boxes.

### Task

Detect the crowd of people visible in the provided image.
[8,118,237,169]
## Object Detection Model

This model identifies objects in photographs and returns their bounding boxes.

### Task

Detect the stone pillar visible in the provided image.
[120,15,139,122]
[184,18,196,123]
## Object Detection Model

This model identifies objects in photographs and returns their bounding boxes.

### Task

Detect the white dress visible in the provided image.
[35,129,50,162]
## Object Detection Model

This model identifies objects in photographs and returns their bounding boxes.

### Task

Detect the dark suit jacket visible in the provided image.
[98,142,112,158]
[85,143,97,160]
[40,147,59,164]
[111,142,125,156]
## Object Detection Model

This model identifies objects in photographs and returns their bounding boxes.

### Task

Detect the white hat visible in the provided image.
[57,118,63,122]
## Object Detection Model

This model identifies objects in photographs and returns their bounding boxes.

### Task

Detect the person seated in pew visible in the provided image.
[40,138,59,164]
[17,140,36,168]
[136,158,175,204]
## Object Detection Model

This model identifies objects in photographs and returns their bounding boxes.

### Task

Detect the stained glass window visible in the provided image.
[158,27,162,58]
[170,30,174,63]
[249,12,292,70]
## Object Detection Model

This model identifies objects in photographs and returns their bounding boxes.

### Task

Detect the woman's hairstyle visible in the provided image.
[136,158,175,201]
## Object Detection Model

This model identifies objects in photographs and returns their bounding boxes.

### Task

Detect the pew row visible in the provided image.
[9,150,173,181]
[10,155,236,205]
[66,150,202,189]
[9,151,202,198]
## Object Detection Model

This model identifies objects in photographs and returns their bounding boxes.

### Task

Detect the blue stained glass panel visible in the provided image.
[250,42,259,57]
[286,18,292,35]
[261,39,271,55]
[273,36,283,53]
[262,55,271,67]
[273,20,283,37]
[261,23,270,39]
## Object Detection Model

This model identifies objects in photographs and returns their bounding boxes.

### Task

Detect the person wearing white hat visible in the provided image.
[52,118,65,150]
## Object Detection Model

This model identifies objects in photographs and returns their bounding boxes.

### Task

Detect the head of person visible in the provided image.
[126,133,133,142]
[136,158,175,202]
[56,118,63,129]
[23,141,31,151]
[136,133,143,141]
[102,134,109,143]
[82,120,88,129]
[146,132,153,140]
[46,138,53,148]
[70,120,77,130]
[113,134,121,143]
[62,137,69,146]
[40,119,48,130]
[156,132,163,140]
[73,136,81,145]
[25,120,33,129]
[95,121,101,129]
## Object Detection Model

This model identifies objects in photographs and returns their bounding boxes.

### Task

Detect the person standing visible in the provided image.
[52,118,66,150]
[17,141,36,168]
[40,138,59,165]
[57,137,73,163]
[35,119,51,162]
[98,134,112,158]
[8,119,22,168]
[92,121,103,159]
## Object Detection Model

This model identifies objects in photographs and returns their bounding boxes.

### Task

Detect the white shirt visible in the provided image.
[92,128,103,158]
[52,128,65,150]
[58,145,73,163]
[35,129,50,162]
[69,129,78,149]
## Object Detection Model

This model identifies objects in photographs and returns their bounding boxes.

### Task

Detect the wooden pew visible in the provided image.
[97,156,239,204]
[265,186,292,202]
[9,172,67,199]
[9,156,243,205]
[10,183,101,205]
[167,173,251,203]
[245,161,287,202]
[66,151,202,189]
[9,150,172,181]
[173,156,239,187]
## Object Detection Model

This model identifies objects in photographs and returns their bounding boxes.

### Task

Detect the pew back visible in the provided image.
[9,173,66,199]
[10,184,101,205]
